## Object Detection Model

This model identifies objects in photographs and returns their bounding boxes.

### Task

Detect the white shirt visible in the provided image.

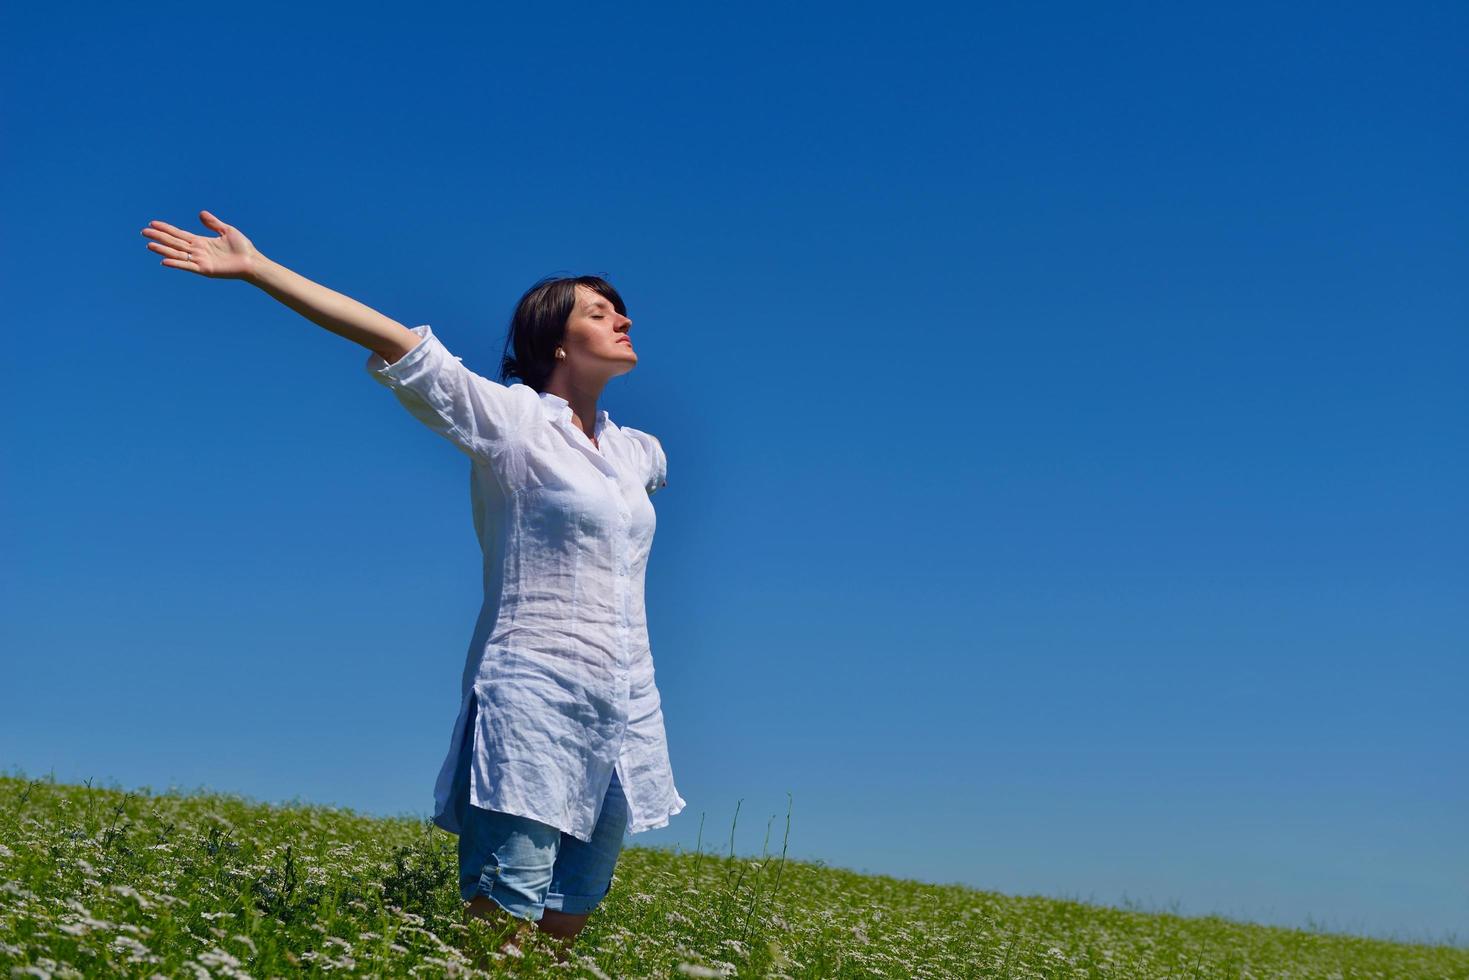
[366,324,686,842]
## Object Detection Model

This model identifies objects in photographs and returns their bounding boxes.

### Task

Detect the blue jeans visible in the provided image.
[452,729,629,920]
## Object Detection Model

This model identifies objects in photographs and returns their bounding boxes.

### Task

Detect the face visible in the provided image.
[561,284,636,376]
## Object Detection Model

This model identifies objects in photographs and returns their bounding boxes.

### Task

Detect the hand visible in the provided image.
[140,210,262,280]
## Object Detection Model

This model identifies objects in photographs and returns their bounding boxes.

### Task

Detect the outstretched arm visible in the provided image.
[141,210,420,363]
[142,210,535,460]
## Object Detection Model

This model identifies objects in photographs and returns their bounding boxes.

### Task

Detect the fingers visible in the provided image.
[143,233,199,272]
[200,210,228,233]
[146,240,192,262]
[141,227,191,250]
[144,219,197,244]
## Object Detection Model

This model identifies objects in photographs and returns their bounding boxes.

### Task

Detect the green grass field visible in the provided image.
[1,772,1463,978]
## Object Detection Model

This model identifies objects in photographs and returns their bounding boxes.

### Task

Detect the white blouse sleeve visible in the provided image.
[365,324,531,461]
[622,427,668,495]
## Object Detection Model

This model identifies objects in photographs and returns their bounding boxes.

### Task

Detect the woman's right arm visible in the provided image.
[249,254,421,364]
[141,209,419,364]
[141,210,535,458]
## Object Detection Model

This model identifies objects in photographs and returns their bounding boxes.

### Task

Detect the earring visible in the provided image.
[555,347,566,360]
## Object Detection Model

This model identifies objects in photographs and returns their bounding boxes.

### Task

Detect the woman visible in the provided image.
[140,211,686,956]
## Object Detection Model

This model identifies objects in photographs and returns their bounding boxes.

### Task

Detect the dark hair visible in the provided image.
[499,274,627,391]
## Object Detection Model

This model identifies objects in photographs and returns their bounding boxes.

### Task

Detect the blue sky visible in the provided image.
[2,0,1464,948]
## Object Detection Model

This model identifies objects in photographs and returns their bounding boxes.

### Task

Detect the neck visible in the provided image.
[545,373,607,441]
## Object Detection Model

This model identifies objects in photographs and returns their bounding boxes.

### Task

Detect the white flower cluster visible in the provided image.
[675,963,736,978]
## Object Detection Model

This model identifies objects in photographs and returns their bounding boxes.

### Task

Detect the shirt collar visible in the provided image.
[538,390,612,437]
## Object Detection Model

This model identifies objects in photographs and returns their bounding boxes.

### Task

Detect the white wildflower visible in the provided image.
[197,946,242,970]
[418,955,484,973]
[70,914,115,933]
[231,935,258,955]
[577,958,613,980]
[402,925,474,967]
[109,935,153,957]
[0,844,12,858]
[665,910,692,926]
[676,965,733,978]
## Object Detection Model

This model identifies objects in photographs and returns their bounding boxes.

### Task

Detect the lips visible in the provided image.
[617,338,632,346]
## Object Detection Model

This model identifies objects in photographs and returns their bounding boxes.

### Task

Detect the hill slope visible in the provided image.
[1,773,1463,978]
